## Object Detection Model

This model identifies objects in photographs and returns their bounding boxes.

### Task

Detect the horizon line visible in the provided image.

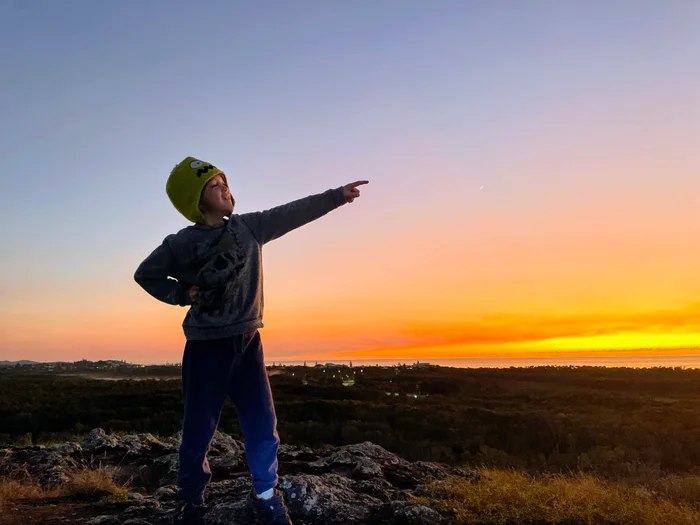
[6,347,700,367]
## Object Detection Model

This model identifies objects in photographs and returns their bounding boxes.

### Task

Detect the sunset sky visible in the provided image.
[1,1,699,364]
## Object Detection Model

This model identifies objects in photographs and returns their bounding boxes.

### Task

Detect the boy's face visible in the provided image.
[199,174,235,217]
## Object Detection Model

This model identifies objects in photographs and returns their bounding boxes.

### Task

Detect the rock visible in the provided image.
[0,444,86,487]
[306,442,401,480]
[81,428,119,454]
[128,492,147,502]
[208,454,247,479]
[120,503,163,522]
[0,429,478,525]
[278,443,315,461]
[371,502,446,524]
[208,431,245,457]
[48,442,83,457]
[305,441,477,492]
[120,433,172,460]
[204,478,252,501]
[280,473,382,524]
[309,448,383,479]
[384,462,437,490]
[153,485,178,501]
[383,460,471,491]
[86,516,122,525]
[412,461,452,479]
[151,453,179,485]
[124,492,161,510]
[149,431,245,482]
[453,466,481,482]
[163,431,182,450]
[201,499,251,525]
[351,476,406,502]
[81,429,178,466]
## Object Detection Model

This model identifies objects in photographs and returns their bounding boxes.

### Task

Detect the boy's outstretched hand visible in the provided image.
[343,181,369,203]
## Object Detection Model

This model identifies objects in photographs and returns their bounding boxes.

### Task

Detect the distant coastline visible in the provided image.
[4,353,700,370]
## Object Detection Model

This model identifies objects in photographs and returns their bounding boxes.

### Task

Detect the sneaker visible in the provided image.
[172,502,208,524]
[246,488,293,525]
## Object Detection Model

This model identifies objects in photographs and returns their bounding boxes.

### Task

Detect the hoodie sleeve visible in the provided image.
[134,236,192,306]
[238,187,346,245]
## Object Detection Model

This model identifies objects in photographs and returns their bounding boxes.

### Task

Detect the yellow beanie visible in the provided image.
[166,157,226,223]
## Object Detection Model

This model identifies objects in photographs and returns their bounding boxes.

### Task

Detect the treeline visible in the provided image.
[2,365,700,479]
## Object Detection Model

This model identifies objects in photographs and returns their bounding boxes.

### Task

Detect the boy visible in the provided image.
[134,157,368,525]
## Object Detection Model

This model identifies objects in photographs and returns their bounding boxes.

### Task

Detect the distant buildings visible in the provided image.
[0,359,150,373]
[324,363,349,368]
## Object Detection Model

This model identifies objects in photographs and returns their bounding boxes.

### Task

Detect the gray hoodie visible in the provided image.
[134,187,346,340]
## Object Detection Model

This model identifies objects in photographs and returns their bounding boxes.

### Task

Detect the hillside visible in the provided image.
[4,365,700,523]
[3,428,700,525]
[4,364,700,478]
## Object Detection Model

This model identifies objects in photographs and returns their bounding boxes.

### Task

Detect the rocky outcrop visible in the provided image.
[0,441,86,486]
[0,429,478,524]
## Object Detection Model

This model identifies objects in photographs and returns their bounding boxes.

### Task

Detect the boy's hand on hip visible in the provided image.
[343,181,369,203]
[188,286,199,304]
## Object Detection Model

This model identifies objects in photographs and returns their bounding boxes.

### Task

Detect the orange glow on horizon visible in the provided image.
[2,178,699,364]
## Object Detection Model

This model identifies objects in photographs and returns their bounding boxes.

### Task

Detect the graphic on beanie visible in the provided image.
[196,165,216,177]
[188,159,218,178]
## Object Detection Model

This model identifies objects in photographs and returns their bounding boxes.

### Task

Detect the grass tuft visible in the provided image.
[415,468,700,525]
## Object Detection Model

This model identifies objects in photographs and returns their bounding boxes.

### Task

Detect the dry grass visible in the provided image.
[0,480,44,510]
[416,468,700,525]
[0,467,129,511]
[638,473,700,511]
[60,468,129,500]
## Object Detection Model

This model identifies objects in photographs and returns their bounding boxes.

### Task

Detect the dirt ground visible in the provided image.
[0,497,107,525]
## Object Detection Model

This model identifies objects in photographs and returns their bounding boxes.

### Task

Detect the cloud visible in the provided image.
[334,303,700,357]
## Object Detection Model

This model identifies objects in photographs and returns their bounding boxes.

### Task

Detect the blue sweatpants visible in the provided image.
[176,329,279,505]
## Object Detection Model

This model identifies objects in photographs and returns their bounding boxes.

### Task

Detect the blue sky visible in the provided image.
[1,1,698,362]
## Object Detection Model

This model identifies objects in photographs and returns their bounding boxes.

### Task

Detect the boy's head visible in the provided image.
[166,157,235,224]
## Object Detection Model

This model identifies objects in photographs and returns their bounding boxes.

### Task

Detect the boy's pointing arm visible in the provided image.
[239,181,368,245]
